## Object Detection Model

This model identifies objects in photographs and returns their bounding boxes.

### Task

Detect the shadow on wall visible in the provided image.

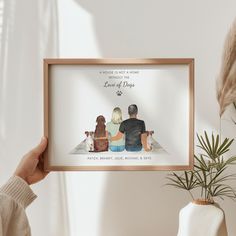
[71,0,224,131]
[70,0,200,235]
[70,0,236,235]
[98,172,188,236]
[0,0,3,51]
[0,1,69,236]
[73,0,198,57]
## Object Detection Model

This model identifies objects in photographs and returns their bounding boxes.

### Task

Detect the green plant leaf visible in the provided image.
[217,138,234,155]
[197,134,211,156]
[226,156,236,165]
[213,134,220,156]
[166,132,236,202]
[204,131,213,156]
[218,139,234,155]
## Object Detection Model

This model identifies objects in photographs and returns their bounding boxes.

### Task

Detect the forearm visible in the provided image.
[0,176,37,209]
[111,132,123,141]
[0,176,37,236]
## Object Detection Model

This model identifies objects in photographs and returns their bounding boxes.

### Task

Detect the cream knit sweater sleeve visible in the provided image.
[0,176,37,236]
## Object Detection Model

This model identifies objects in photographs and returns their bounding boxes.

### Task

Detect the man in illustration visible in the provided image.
[111,104,150,152]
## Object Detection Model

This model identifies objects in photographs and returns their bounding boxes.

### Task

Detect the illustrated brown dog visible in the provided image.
[94,115,106,138]
[94,115,109,152]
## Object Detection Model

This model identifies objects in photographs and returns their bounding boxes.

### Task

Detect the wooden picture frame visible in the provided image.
[44,58,194,171]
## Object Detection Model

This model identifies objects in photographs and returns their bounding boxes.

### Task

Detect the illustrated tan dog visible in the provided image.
[146,131,154,150]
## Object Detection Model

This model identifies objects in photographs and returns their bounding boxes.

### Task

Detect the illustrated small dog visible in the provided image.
[85,131,94,152]
[146,131,154,150]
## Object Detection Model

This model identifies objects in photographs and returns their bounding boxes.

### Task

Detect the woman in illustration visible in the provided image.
[106,107,125,152]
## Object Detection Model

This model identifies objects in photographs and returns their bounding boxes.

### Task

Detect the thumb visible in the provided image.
[31,137,48,156]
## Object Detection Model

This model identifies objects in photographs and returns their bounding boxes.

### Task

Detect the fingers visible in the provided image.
[38,154,50,174]
[31,137,48,157]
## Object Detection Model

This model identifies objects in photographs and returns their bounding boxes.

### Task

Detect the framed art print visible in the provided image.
[44,58,194,171]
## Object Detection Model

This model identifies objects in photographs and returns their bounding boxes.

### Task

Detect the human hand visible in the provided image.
[14,137,49,185]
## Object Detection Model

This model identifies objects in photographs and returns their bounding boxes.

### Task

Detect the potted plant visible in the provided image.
[167,131,236,236]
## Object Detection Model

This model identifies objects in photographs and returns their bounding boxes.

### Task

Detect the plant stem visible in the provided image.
[188,190,194,200]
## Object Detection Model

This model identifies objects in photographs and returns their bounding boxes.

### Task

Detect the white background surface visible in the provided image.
[57,0,236,235]
[49,65,190,166]
[1,0,236,236]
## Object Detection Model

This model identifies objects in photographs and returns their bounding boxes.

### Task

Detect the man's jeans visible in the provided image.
[125,146,142,152]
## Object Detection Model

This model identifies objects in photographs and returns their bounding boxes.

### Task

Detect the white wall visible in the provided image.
[57,0,236,236]
[1,0,236,236]
[0,1,69,235]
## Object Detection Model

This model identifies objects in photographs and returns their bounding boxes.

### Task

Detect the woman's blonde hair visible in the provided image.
[111,107,123,124]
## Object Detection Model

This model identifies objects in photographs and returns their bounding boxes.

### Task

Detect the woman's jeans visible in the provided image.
[110,145,125,152]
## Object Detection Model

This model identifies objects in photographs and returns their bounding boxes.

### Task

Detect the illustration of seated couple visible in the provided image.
[86,104,152,152]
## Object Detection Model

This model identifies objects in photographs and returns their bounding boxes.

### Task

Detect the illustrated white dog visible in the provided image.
[85,131,94,152]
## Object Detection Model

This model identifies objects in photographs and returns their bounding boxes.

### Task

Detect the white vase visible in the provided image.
[177,200,228,236]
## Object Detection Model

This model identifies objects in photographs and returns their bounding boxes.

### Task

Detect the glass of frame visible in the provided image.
[44,58,194,171]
